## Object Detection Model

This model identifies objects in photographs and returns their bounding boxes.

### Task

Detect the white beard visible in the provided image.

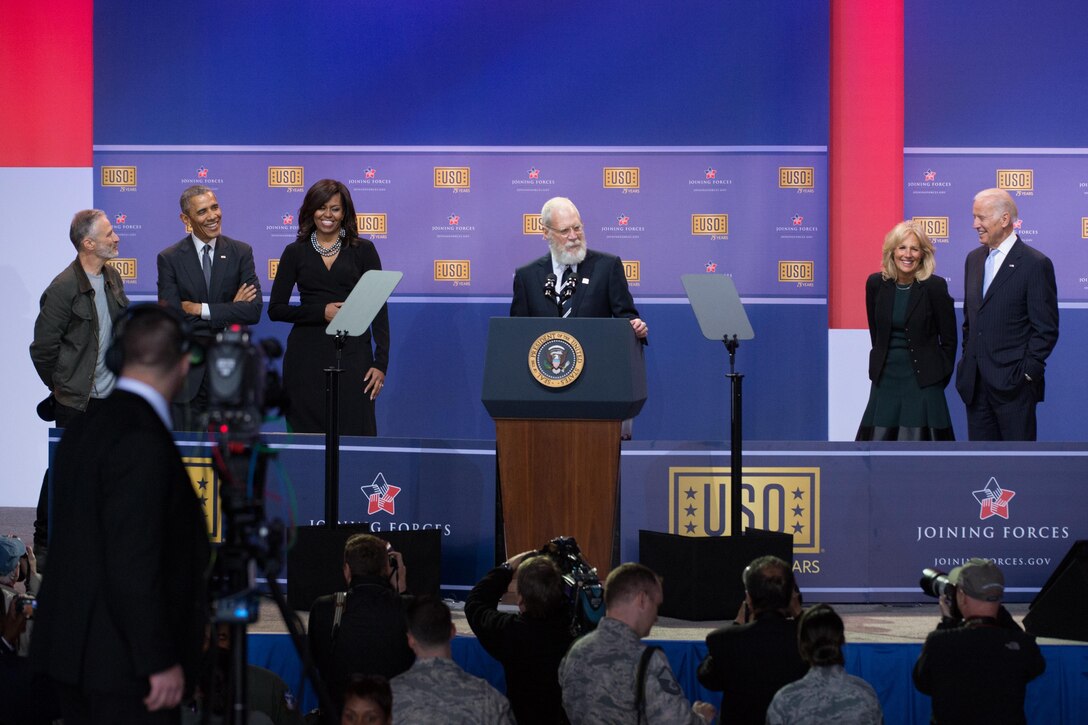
[553,243,587,267]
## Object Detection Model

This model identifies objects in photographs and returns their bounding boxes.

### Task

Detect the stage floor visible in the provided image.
[248,598,1078,646]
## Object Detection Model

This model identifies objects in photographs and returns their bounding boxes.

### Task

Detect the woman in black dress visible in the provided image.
[856,220,956,441]
[269,179,389,435]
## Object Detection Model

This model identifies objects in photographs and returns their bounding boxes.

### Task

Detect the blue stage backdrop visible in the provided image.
[91,1,833,442]
[903,1,1088,441]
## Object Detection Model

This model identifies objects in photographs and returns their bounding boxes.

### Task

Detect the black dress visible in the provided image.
[268,237,389,435]
[857,285,954,441]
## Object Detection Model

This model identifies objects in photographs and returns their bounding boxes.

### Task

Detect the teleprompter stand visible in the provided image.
[638,275,792,620]
[682,274,754,538]
[321,270,402,527]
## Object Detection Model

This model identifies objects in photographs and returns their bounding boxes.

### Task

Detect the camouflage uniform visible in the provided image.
[391,656,515,724]
[766,665,883,725]
[559,616,707,724]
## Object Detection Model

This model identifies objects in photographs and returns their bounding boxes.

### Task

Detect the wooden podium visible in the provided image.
[482,318,646,571]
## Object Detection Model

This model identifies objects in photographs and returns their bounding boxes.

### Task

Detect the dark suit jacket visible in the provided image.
[865,272,957,388]
[697,611,807,725]
[464,566,573,725]
[30,389,210,698]
[307,576,415,709]
[955,237,1059,404]
[510,250,641,321]
[157,235,262,400]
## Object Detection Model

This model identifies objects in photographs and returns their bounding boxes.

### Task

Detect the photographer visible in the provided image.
[913,559,1045,724]
[465,549,574,724]
[697,555,807,725]
[307,534,413,712]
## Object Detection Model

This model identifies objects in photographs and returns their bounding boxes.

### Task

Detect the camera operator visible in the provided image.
[30,304,212,722]
[913,558,1045,724]
[697,555,807,725]
[465,549,574,725]
[307,534,414,713]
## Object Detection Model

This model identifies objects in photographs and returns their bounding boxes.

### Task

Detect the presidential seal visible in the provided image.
[528,331,585,388]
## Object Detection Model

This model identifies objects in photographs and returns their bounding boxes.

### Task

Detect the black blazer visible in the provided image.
[955,237,1059,404]
[157,235,263,400]
[697,611,807,725]
[865,272,957,388]
[31,390,210,697]
[510,250,641,320]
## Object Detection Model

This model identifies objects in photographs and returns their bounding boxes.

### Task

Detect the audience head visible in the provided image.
[0,536,26,582]
[341,674,392,725]
[797,603,846,667]
[515,555,567,620]
[405,595,455,655]
[109,304,191,399]
[881,220,936,281]
[742,555,796,615]
[949,558,1004,617]
[297,178,359,243]
[343,533,392,581]
[604,562,663,638]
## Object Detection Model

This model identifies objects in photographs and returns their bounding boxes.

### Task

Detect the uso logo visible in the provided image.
[1082,218,1088,239]
[623,260,641,283]
[997,169,1033,191]
[523,214,544,235]
[778,261,814,282]
[691,214,729,236]
[778,167,814,189]
[268,166,304,188]
[101,166,136,187]
[434,260,470,281]
[356,213,388,235]
[912,216,949,239]
[268,259,279,281]
[603,167,640,189]
[106,258,137,281]
[434,167,470,189]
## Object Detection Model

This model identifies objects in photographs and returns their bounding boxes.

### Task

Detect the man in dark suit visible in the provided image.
[511,196,648,340]
[31,304,211,723]
[158,185,261,429]
[697,556,807,725]
[956,188,1059,441]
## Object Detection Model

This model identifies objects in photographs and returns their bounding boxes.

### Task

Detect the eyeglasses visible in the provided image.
[545,223,584,236]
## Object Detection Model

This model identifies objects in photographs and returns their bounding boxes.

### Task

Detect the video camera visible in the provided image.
[920,568,961,620]
[540,536,604,637]
[206,324,284,438]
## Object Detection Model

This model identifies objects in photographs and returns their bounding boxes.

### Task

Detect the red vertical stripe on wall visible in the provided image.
[0,0,93,167]
[829,1,904,329]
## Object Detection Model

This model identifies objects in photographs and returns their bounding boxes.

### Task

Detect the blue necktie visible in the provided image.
[202,243,213,292]
[982,248,999,297]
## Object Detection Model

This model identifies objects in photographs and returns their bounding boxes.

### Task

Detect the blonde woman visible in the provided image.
[856,221,956,440]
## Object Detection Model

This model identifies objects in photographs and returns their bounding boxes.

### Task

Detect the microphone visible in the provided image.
[544,273,559,313]
[560,274,578,303]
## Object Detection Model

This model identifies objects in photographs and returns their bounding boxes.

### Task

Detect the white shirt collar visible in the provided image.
[992,232,1017,257]
[116,377,173,430]
[551,257,577,278]
[191,234,217,254]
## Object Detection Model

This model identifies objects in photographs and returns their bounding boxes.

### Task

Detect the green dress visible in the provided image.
[856,285,954,441]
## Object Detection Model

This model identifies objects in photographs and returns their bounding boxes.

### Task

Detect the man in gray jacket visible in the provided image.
[29,209,129,559]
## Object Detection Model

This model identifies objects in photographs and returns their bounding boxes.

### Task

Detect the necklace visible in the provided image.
[311,228,345,257]
[895,280,913,291]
